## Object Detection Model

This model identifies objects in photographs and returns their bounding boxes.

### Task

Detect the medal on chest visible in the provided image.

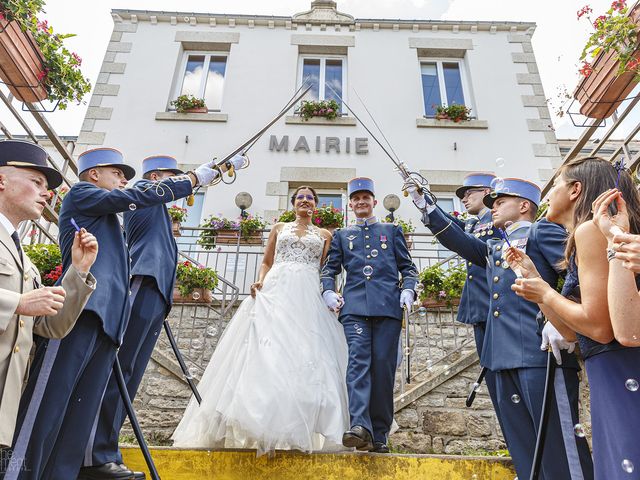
[380,235,388,250]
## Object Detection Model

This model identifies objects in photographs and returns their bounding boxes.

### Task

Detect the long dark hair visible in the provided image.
[290,185,319,206]
[560,156,640,267]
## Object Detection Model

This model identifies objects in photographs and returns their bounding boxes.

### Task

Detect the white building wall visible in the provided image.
[78,4,557,230]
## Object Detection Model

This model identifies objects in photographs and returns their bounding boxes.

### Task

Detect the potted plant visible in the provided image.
[173,260,218,303]
[382,217,415,248]
[434,104,472,122]
[418,263,465,308]
[575,1,640,118]
[42,186,68,222]
[23,242,62,286]
[277,210,296,223]
[198,214,266,248]
[167,204,188,237]
[170,94,208,113]
[0,0,91,108]
[277,206,344,232]
[298,99,340,121]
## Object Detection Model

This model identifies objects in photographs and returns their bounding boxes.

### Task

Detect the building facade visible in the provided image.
[77,0,558,229]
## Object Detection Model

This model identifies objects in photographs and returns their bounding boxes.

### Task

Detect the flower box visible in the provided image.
[0,20,47,103]
[404,233,413,250]
[215,229,262,245]
[172,286,213,304]
[422,297,460,309]
[575,3,640,119]
[182,107,208,114]
[172,221,181,237]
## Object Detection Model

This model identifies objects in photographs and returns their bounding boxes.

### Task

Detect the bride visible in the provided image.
[172,186,350,454]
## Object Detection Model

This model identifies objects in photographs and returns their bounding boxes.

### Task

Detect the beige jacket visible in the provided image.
[0,228,95,446]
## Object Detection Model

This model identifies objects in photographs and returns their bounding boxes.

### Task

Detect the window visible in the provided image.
[298,56,347,111]
[420,60,470,117]
[175,53,228,111]
[317,194,343,210]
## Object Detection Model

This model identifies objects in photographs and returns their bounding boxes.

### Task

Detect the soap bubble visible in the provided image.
[418,307,427,317]
[490,177,505,192]
[206,326,218,337]
[192,291,201,300]
[371,249,379,258]
[495,157,506,168]
[622,459,634,473]
[574,424,586,438]
[363,265,374,276]
[511,394,521,404]
[625,379,639,392]
[129,203,137,211]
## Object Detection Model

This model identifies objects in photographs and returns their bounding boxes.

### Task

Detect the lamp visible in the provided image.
[383,194,401,222]
[235,192,253,219]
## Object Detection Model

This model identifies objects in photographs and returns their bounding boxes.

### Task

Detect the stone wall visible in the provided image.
[127,305,593,454]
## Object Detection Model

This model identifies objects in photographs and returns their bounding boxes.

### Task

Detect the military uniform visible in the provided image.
[9,149,194,480]
[321,178,419,447]
[0,141,96,449]
[423,179,594,480]
[84,156,185,468]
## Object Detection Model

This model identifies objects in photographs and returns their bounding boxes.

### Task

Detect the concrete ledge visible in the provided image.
[416,118,488,129]
[155,112,228,122]
[121,448,515,479]
[285,115,357,126]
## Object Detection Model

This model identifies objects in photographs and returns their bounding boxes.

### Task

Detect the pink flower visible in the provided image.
[593,15,607,28]
[438,290,446,298]
[577,5,593,19]
[627,57,640,71]
[37,20,49,32]
[579,60,593,77]
[71,52,82,66]
[611,0,626,11]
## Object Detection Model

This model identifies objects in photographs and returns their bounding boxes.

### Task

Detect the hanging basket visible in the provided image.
[574,4,640,119]
[0,20,48,103]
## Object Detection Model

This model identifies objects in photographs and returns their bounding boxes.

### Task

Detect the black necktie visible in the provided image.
[11,231,23,264]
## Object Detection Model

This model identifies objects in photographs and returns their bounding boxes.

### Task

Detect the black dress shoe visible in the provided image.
[119,464,145,479]
[77,462,136,479]
[370,442,390,453]
[342,425,374,451]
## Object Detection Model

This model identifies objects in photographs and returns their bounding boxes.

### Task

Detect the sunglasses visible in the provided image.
[462,188,486,199]
[295,194,315,201]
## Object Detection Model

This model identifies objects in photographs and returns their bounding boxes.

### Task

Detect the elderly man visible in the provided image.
[0,140,97,452]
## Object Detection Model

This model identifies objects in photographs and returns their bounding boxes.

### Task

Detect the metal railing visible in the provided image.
[170,225,474,386]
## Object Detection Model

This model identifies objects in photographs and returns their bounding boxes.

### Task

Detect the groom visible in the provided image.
[321,177,418,453]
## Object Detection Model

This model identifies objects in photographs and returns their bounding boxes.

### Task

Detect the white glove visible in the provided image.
[407,185,427,210]
[230,154,246,170]
[400,289,415,311]
[194,160,220,186]
[541,321,576,365]
[322,290,344,312]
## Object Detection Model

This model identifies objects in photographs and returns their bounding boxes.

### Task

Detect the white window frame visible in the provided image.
[297,54,348,114]
[173,51,229,112]
[419,58,474,117]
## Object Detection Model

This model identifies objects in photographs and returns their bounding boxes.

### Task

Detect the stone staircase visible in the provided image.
[121,447,515,480]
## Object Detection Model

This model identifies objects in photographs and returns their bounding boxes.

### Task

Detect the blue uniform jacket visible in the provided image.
[427,209,578,370]
[124,180,178,311]
[57,176,193,344]
[424,207,499,326]
[321,222,419,320]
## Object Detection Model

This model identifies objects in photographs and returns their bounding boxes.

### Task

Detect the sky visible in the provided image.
[2,0,616,138]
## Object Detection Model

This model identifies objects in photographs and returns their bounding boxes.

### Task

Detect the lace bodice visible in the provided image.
[274,223,325,268]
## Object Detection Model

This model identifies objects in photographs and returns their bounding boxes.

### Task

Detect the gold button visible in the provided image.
[19,320,24,328]
[488,230,494,235]
[493,293,499,300]
[495,260,501,266]
[468,275,473,280]
[475,233,481,238]
[493,276,499,283]
[365,227,369,231]
[366,245,370,249]
[367,255,371,259]
[468,261,473,266]
[365,235,370,239]
[496,245,502,251]
[493,311,500,317]
[14,346,19,353]
[23,274,29,281]
[366,276,371,280]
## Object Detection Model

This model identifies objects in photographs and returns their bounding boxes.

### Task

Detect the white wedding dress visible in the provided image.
[172,222,350,454]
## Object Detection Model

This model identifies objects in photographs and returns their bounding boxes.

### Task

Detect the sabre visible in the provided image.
[529,348,557,480]
[404,306,412,384]
[163,320,202,404]
[206,82,313,186]
[324,83,436,204]
[466,366,487,407]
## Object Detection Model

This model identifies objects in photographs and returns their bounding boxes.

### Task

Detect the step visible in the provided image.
[121,447,515,479]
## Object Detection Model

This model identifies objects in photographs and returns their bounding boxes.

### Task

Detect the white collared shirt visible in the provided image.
[0,212,16,238]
